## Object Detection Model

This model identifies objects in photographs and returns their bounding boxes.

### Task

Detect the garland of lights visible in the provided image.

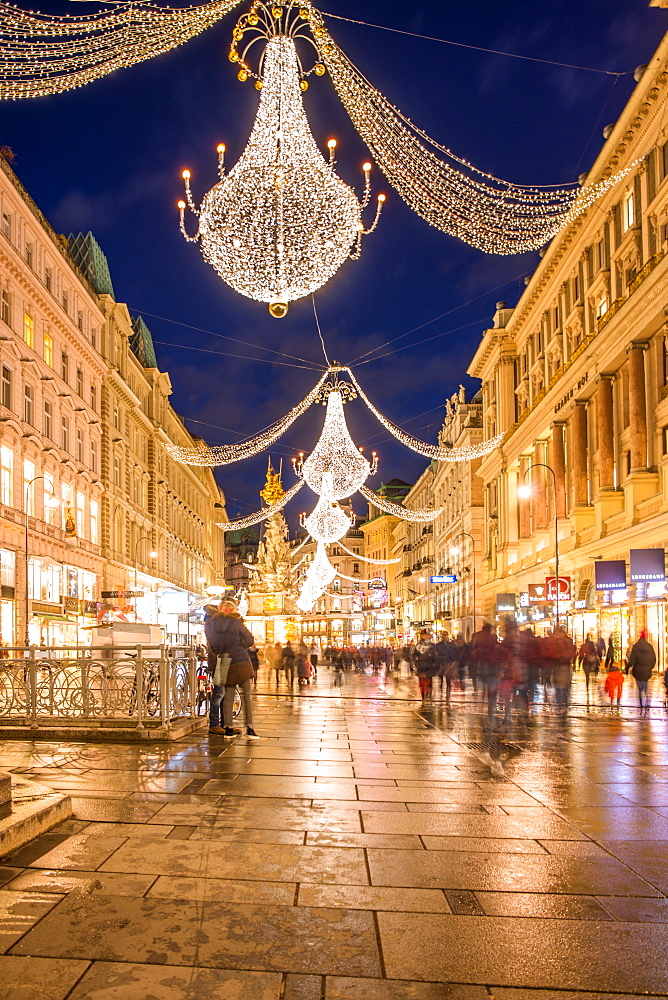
[305,5,639,253]
[167,369,329,466]
[216,478,303,530]
[359,484,444,522]
[337,540,400,565]
[346,369,503,461]
[0,0,243,99]
[334,569,380,584]
[0,0,639,258]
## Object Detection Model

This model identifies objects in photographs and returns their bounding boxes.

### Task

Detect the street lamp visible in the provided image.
[24,476,60,646]
[450,530,477,638]
[518,462,560,630]
[133,535,157,622]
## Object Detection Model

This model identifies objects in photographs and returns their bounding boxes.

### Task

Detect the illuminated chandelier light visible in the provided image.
[216,478,304,530]
[346,369,503,461]
[0,0,243,99]
[166,369,330,466]
[178,18,383,317]
[297,386,377,499]
[296,539,335,610]
[359,484,445,523]
[303,488,354,543]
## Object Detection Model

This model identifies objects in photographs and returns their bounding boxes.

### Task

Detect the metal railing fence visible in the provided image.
[0,644,204,731]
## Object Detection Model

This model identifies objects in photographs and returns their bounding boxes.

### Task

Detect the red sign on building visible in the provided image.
[546,576,571,601]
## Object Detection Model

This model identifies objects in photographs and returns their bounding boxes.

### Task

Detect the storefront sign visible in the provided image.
[630,548,666,582]
[528,583,547,605]
[83,601,99,617]
[63,596,79,612]
[546,576,571,601]
[101,590,144,599]
[369,578,386,589]
[594,561,626,590]
[30,601,62,615]
[431,575,456,583]
[496,593,516,613]
[554,373,588,413]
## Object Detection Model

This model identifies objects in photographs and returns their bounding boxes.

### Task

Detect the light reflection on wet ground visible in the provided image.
[0,663,666,998]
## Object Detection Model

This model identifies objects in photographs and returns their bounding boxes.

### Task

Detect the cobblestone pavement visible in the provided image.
[0,664,667,999]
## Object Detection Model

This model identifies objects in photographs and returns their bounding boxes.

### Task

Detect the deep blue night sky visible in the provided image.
[1,0,664,529]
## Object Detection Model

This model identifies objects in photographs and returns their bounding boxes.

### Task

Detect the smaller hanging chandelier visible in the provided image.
[177,2,384,317]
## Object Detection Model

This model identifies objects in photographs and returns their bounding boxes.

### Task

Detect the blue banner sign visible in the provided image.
[430,575,457,584]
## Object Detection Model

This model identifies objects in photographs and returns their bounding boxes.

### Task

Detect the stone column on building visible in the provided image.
[572,401,589,506]
[518,456,532,538]
[596,373,616,490]
[497,356,517,433]
[533,440,549,529]
[626,342,649,472]
[549,421,567,518]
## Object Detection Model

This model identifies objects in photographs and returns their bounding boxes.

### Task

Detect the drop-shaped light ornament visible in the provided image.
[300,391,370,500]
[304,487,354,543]
[177,16,384,318]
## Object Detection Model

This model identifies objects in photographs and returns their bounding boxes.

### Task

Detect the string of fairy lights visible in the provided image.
[172,365,498,610]
[0,0,640,264]
[0,0,242,99]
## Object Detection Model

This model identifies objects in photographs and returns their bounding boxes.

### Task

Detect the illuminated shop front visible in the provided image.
[28,558,96,645]
[0,548,15,646]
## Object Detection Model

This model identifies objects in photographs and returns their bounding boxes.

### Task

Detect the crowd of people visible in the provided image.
[199,597,665,739]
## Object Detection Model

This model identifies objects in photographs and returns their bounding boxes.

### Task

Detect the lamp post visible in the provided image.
[518,462,560,630]
[133,535,157,623]
[24,476,60,646]
[450,530,476,639]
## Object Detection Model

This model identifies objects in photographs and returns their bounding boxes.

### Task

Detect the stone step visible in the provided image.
[0,775,71,859]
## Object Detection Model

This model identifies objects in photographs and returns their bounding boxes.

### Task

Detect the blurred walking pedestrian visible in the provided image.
[626,631,656,716]
[472,622,500,722]
[578,634,600,699]
[415,632,436,701]
[282,641,295,687]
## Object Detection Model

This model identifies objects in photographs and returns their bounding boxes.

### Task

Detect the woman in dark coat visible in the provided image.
[204,598,258,739]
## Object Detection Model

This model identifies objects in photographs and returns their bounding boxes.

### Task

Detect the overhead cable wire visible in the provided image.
[319,9,629,77]
[350,269,531,364]
[151,339,323,371]
[129,305,325,368]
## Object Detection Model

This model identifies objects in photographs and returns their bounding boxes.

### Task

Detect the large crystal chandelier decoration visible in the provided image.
[178,2,383,317]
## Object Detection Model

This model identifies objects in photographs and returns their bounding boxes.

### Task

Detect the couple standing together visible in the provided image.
[204,598,258,740]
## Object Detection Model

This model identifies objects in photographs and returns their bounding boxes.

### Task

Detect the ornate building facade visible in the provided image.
[0,155,226,647]
[432,387,485,640]
[468,34,668,662]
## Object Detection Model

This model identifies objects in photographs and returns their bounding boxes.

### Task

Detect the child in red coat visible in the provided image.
[604,664,624,712]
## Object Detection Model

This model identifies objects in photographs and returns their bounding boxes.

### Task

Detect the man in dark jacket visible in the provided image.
[626,632,656,715]
[204,599,258,739]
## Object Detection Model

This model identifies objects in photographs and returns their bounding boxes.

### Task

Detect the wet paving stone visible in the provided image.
[4,686,668,995]
[11,894,381,977]
[67,961,282,999]
[377,913,668,992]
[0,956,91,1000]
